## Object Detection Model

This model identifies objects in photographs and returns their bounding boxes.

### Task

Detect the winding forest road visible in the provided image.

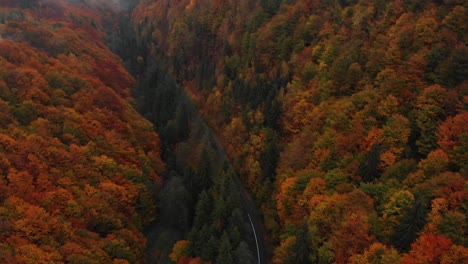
[248,214,261,263]
[233,175,268,264]
[202,120,269,264]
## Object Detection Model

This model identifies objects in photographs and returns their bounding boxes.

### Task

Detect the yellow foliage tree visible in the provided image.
[169,240,189,263]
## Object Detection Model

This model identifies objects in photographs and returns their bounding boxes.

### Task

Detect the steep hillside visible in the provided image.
[133,0,467,263]
[0,1,164,263]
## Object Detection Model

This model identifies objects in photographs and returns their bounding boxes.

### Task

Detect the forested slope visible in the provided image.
[132,0,467,263]
[1,0,465,263]
[0,1,164,263]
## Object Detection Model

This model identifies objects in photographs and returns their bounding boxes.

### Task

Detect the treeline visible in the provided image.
[132,0,467,263]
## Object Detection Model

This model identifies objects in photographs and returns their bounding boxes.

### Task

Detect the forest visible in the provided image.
[0,0,164,263]
[0,0,467,264]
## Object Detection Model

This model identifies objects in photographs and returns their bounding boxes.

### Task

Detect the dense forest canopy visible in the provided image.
[132,0,467,263]
[0,0,164,263]
[0,0,466,263]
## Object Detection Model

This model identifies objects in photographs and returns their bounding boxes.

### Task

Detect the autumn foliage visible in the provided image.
[0,1,164,263]
[133,0,467,263]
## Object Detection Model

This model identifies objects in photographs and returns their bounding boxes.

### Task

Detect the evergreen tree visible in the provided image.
[175,103,190,141]
[202,235,219,262]
[261,128,280,181]
[235,241,255,264]
[286,220,312,264]
[216,232,235,264]
[191,191,211,231]
[391,199,430,252]
[359,145,381,182]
